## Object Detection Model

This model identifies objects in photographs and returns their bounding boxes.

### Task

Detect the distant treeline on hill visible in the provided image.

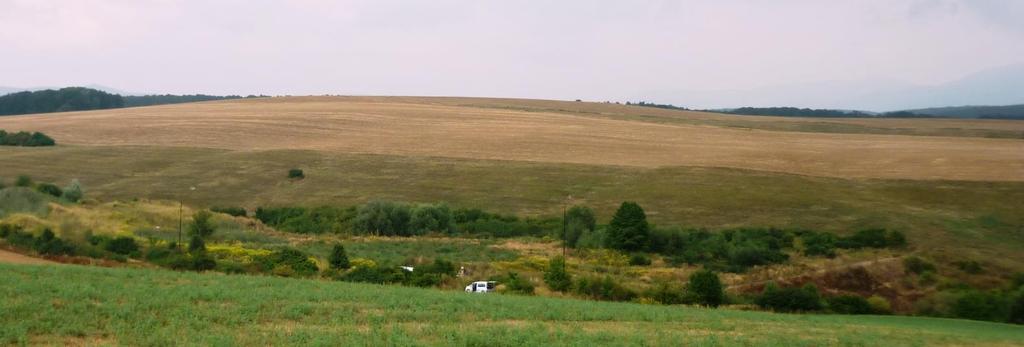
[123,94,265,107]
[0,87,268,116]
[627,100,1024,120]
[0,87,123,116]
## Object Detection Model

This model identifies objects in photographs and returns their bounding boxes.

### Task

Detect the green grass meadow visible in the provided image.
[3,145,1023,267]
[2,263,1022,346]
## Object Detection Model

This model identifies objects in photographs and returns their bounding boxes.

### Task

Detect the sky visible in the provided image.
[2,0,1023,110]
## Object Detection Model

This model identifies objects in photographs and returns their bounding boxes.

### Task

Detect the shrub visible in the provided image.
[573,276,636,302]
[61,179,83,202]
[35,183,62,197]
[628,253,652,266]
[255,206,354,234]
[257,248,319,277]
[103,236,139,255]
[190,253,217,271]
[32,228,75,256]
[1010,291,1024,324]
[904,256,936,275]
[755,282,823,312]
[644,281,689,305]
[188,235,206,253]
[565,205,596,248]
[409,203,453,234]
[0,130,55,146]
[687,269,725,307]
[340,266,405,284]
[837,228,906,249]
[188,210,216,238]
[15,175,33,187]
[503,271,535,295]
[867,295,892,315]
[952,291,1010,322]
[801,231,837,257]
[828,295,872,314]
[543,256,573,292]
[211,206,246,217]
[329,243,350,270]
[288,169,304,179]
[954,260,983,274]
[605,201,649,251]
[354,201,412,236]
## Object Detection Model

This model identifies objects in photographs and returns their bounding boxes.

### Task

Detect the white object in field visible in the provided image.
[465,281,496,293]
[399,266,414,272]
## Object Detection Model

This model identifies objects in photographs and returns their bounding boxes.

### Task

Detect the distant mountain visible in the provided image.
[902,104,1024,120]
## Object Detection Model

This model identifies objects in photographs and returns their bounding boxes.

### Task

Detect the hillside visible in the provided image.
[0,96,1021,181]
[3,263,1022,346]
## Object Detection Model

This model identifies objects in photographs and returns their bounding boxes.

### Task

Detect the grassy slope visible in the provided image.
[2,263,1022,346]
[3,146,1023,268]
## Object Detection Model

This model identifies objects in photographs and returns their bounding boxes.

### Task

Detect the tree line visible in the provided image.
[0,87,268,116]
[0,130,55,146]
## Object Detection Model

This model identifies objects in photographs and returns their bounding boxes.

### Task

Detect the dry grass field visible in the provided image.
[0,96,1021,181]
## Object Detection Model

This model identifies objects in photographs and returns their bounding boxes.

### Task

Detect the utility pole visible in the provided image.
[178,200,183,246]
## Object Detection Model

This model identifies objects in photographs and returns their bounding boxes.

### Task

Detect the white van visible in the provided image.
[465,281,496,293]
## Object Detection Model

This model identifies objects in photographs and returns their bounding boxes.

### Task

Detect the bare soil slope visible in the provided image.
[0,96,1021,181]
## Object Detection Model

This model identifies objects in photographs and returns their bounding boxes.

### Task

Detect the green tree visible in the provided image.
[564,205,595,248]
[188,210,216,238]
[687,269,725,307]
[329,243,350,270]
[605,201,649,251]
[188,235,206,253]
[543,256,572,292]
[61,179,83,202]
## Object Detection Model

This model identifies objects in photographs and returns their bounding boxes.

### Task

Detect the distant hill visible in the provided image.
[0,87,124,116]
[900,105,1024,120]
[712,107,871,118]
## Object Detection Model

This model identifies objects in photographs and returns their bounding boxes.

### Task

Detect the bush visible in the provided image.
[1010,291,1024,324]
[687,269,725,307]
[605,202,649,251]
[867,295,892,315]
[828,295,872,314]
[755,282,823,312]
[103,236,139,255]
[409,203,454,234]
[565,205,596,248]
[15,175,33,187]
[643,281,689,305]
[211,206,247,217]
[288,169,304,179]
[257,248,319,277]
[354,201,412,236]
[188,210,216,238]
[837,228,906,249]
[543,256,573,292]
[329,243,350,270]
[628,253,652,266]
[904,256,936,275]
[801,231,837,257]
[502,271,535,295]
[35,183,62,197]
[255,206,354,234]
[0,130,56,146]
[61,179,83,202]
[952,291,1010,322]
[340,266,406,284]
[573,276,636,302]
[954,260,983,274]
[188,235,206,253]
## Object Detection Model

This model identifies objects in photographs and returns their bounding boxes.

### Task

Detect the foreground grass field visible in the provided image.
[2,263,1022,346]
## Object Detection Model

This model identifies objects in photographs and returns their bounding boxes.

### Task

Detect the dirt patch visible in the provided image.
[0,249,56,265]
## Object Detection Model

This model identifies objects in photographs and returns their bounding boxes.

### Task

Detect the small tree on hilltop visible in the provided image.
[605,202,649,251]
[189,210,216,239]
[688,269,725,308]
[15,175,32,187]
[544,256,573,292]
[329,243,350,270]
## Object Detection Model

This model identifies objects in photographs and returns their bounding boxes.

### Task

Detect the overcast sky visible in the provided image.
[2,0,1023,109]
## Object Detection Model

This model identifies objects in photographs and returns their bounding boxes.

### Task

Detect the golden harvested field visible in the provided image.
[0,96,1022,181]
